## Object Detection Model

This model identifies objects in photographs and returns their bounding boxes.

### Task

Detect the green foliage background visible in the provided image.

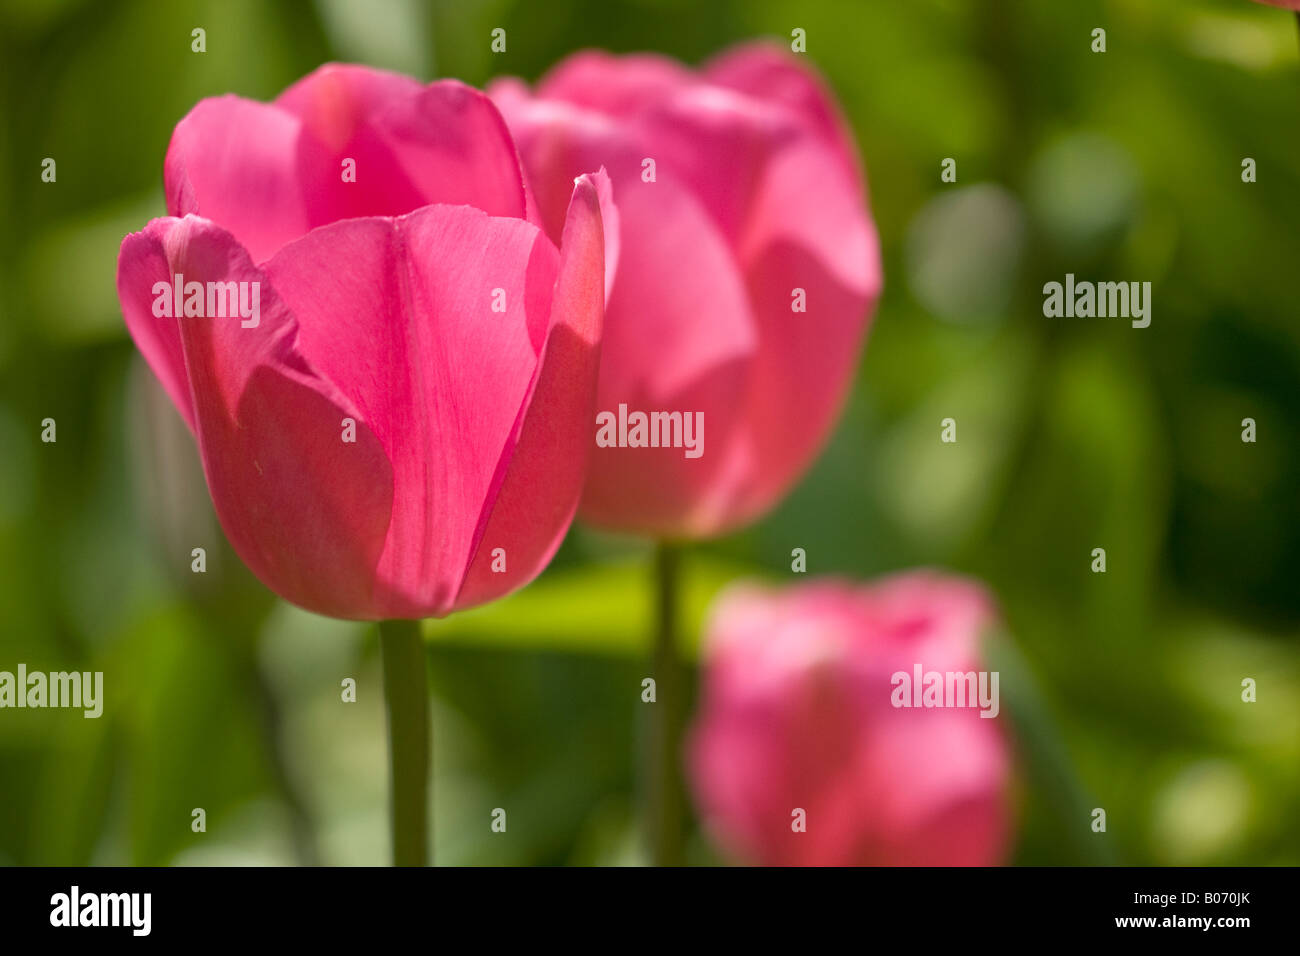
[0,0,1297,865]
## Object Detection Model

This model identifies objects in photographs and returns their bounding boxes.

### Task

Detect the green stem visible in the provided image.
[379,618,430,866]
[648,541,686,865]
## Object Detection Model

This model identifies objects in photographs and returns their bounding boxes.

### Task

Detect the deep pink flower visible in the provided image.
[492,43,882,537]
[1251,1,1300,10]
[117,65,612,620]
[688,573,1012,866]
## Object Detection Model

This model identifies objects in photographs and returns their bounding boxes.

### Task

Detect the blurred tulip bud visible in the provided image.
[688,572,1012,865]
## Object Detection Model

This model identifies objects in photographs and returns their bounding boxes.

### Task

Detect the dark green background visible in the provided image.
[0,0,1296,865]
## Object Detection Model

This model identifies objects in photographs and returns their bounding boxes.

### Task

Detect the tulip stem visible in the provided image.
[649,541,687,865]
[379,618,430,866]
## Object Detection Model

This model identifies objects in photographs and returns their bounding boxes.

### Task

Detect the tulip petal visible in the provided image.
[166,66,529,263]
[279,68,530,226]
[857,704,1010,865]
[364,78,531,221]
[117,225,199,431]
[165,95,313,264]
[739,134,879,297]
[705,42,863,188]
[712,114,881,530]
[578,177,759,536]
[637,73,869,284]
[454,171,609,610]
[723,234,875,526]
[274,62,425,150]
[492,87,743,410]
[635,85,800,248]
[261,205,559,617]
[536,50,693,117]
[117,216,395,618]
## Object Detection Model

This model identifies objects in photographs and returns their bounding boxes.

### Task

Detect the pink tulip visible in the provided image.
[688,573,1012,866]
[117,65,612,620]
[1251,1,1300,9]
[492,43,882,538]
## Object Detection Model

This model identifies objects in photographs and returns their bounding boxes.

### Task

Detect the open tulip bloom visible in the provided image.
[493,42,882,862]
[494,43,882,538]
[117,44,881,867]
[116,64,612,864]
